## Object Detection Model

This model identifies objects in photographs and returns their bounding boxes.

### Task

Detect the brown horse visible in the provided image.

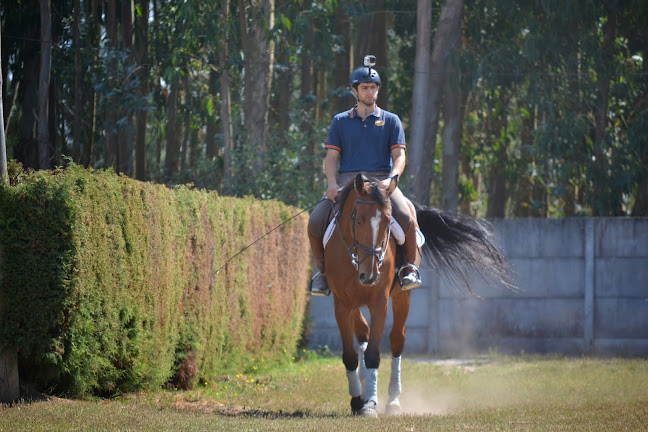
[324,173,512,417]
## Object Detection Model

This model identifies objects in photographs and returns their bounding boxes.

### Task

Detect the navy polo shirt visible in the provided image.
[325,106,406,173]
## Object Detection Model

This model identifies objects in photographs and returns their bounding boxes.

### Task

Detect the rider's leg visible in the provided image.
[390,188,422,290]
[308,199,333,296]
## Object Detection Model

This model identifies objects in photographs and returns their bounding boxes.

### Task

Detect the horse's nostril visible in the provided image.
[359,273,366,282]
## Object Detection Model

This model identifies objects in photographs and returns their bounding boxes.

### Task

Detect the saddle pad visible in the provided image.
[323,217,425,249]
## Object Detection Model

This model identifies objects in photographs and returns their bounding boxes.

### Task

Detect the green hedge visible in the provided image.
[0,165,309,397]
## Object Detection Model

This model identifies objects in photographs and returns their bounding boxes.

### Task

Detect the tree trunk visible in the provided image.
[485,91,509,219]
[299,23,317,192]
[164,77,179,177]
[81,0,100,167]
[134,0,149,181]
[332,5,351,114]
[486,160,506,218]
[440,61,461,212]
[592,6,617,216]
[407,0,432,193]
[219,0,234,193]
[119,0,135,176]
[0,19,6,182]
[275,48,291,137]
[408,0,463,205]
[240,0,275,174]
[49,76,59,166]
[72,0,82,162]
[512,104,543,217]
[18,41,39,169]
[105,0,118,169]
[152,0,162,176]
[632,179,648,216]
[38,0,52,169]
[205,69,218,160]
[180,73,190,171]
[354,0,388,109]
[1,26,8,128]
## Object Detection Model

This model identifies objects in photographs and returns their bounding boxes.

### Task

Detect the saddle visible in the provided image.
[322,216,425,250]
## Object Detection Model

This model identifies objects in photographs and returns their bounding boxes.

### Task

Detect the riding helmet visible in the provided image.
[350,66,381,88]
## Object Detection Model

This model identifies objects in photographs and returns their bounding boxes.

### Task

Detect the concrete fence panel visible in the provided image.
[308,218,648,356]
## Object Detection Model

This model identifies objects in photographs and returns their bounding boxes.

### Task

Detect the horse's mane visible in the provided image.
[336,174,390,213]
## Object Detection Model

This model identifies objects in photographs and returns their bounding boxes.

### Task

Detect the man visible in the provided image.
[308,56,422,296]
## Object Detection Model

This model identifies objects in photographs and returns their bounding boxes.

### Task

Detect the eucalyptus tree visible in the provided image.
[457,0,648,217]
[239,0,275,175]
[0,18,6,182]
[134,0,150,181]
[407,0,463,206]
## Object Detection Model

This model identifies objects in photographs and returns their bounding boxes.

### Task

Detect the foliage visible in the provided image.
[1,0,647,222]
[0,165,309,397]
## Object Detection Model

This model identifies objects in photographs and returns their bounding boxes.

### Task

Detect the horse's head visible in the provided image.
[338,174,398,286]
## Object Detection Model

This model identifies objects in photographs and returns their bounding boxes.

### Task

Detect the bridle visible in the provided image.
[335,197,391,271]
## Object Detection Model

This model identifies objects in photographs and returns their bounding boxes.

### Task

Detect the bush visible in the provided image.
[0,164,309,397]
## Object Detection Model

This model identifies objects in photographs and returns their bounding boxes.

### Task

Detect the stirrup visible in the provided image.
[397,264,421,290]
[310,272,331,296]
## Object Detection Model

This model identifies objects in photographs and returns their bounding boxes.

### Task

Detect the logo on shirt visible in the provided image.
[375,120,385,127]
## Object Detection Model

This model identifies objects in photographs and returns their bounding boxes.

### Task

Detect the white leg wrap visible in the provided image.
[357,342,368,372]
[364,368,379,404]
[358,342,368,398]
[346,369,362,398]
[388,356,402,401]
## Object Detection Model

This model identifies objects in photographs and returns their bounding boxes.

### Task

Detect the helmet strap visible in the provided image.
[350,86,358,101]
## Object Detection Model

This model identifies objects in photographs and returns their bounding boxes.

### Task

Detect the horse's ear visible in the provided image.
[386,174,399,196]
[354,173,365,194]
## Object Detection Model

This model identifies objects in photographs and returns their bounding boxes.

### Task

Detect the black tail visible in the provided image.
[414,203,515,293]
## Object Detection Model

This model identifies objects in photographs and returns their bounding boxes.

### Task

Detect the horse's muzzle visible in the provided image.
[359,270,380,285]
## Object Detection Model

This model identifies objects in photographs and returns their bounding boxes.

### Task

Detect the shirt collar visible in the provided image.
[350,105,381,119]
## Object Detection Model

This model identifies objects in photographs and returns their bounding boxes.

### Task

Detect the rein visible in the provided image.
[335,197,391,271]
[215,197,325,274]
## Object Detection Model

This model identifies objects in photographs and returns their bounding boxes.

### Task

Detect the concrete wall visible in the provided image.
[308,218,648,356]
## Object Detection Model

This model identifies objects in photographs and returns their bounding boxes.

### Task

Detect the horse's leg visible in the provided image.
[359,292,389,418]
[353,308,369,399]
[334,301,364,415]
[386,288,411,416]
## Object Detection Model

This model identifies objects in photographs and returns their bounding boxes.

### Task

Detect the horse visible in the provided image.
[323,173,512,417]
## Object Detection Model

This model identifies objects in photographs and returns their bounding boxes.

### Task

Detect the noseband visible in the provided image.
[335,198,391,271]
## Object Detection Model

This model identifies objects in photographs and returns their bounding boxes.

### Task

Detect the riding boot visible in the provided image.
[309,234,331,296]
[398,220,422,291]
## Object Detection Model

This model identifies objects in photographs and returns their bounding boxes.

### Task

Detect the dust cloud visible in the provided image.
[389,358,519,416]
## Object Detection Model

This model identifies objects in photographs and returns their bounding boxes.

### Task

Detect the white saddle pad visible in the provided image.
[323,217,425,249]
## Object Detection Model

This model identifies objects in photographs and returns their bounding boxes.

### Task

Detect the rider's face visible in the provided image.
[354,83,379,107]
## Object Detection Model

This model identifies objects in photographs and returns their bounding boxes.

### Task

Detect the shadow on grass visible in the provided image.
[216,406,340,419]
[172,399,341,419]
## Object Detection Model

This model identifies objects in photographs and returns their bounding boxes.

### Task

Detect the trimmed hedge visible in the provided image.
[0,165,309,397]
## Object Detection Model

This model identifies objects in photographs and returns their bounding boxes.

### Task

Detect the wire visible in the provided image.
[214,197,325,275]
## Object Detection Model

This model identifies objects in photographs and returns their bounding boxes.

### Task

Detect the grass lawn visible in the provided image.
[2,353,647,431]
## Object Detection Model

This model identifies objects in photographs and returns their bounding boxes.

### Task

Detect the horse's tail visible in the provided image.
[414,203,515,293]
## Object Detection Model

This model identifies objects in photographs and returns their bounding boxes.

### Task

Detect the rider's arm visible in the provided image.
[324,149,340,201]
[389,147,406,178]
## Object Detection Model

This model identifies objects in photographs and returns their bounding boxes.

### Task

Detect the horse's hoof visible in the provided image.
[358,400,378,418]
[350,396,364,415]
[385,400,402,416]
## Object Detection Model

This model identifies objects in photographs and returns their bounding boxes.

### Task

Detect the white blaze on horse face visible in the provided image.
[370,208,382,247]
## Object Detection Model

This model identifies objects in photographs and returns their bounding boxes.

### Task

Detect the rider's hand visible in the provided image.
[326,182,339,202]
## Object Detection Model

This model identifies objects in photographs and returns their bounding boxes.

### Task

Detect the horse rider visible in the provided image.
[308,55,422,296]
